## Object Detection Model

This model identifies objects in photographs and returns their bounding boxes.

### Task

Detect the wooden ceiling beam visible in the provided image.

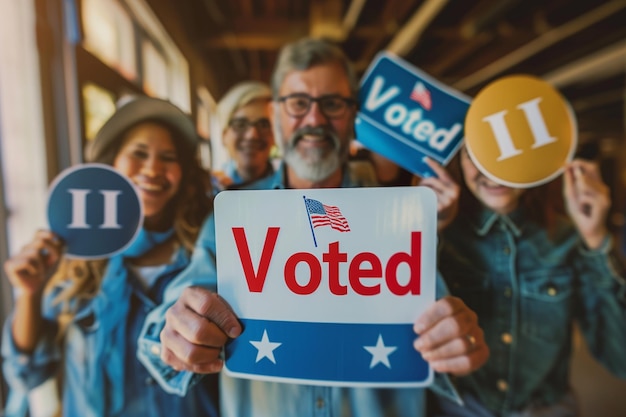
[265,0,278,16]
[426,32,493,76]
[248,50,262,81]
[228,17,306,33]
[307,0,368,42]
[238,0,253,17]
[459,0,521,38]
[453,1,626,91]
[309,0,344,40]
[544,39,626,87]
[206,33,301,50]
[354,0,409,71]
[352,23,399,40]
[205,1,369,50]
[205,18,307,50]
[386,0,450,56]
[342,0,368,36]
[571,90,624,113]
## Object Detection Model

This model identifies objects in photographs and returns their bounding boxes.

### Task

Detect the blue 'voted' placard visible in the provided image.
[355,52,471,178]
[47,163,143,258]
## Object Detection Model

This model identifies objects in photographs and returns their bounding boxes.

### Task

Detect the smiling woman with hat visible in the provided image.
[2,95,218,416]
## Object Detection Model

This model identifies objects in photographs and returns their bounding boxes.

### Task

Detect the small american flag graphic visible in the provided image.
[304,198,350,232]
[409,81,432,111]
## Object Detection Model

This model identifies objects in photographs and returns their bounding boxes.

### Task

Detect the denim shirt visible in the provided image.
[2,245,219,417]
[212,160,275,193]
[439,207,626,415]
[224,160,274,187]
[137,163,462,416]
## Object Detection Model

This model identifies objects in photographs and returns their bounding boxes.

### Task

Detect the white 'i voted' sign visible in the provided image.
[355,52,470,178]
[215,187,437,387]
[47,163,142,258]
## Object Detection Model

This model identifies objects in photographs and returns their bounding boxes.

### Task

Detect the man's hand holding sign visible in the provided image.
[160,188,487,380]
[161,268,486,377]
[216,187,439,386]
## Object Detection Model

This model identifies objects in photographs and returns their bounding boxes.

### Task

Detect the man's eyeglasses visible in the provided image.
[228,117,272,135]
[278,94,356,119]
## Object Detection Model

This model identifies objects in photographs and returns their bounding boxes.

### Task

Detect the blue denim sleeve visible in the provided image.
[428,272,463,405]
[574,235,626,377]
[137,214,218,396]
[1,311,61,393]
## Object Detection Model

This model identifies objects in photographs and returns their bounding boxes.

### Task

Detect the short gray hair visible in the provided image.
[216,81,272,132]
[271,38,359,100]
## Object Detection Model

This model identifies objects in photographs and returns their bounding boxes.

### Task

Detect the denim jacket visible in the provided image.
[137,163,462,417]
[2,244,219,417]
[212,160,275,193]
[439,207,626,415]
[224,160,274,187]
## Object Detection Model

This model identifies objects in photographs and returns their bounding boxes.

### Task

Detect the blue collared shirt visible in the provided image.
[439,207,626,415]
[138,163,462,416]
[212,160,275,193]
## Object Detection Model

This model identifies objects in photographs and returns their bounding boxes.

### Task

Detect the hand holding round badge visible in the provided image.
[47,163,143,258]
[464,74,577,188]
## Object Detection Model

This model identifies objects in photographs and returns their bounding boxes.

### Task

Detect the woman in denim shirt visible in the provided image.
[431,147,626,416]
[2,96,219,417]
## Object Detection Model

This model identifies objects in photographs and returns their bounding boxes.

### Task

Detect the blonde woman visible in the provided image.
[214,81,275,190]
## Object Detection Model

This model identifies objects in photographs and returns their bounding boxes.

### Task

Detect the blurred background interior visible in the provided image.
[0,0,625,415]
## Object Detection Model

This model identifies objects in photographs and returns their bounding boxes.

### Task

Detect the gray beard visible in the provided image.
[274,114,349,183]
[283,145,341,183]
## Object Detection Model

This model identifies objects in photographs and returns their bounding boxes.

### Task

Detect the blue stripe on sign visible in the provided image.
[225,318,430,385]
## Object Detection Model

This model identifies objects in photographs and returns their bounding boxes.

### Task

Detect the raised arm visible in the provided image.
[563,158,610,249]
[4,230,63,352]
[418,157,460,232]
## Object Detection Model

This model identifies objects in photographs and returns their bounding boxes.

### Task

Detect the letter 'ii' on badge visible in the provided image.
[464,74,577,188]
[47,163,143,258]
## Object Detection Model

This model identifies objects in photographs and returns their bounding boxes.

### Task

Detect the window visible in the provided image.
[82,0,137,81]
[196,86,216,170]
[82,83,117,143]
[80,0,191,110]
[141,40,168,99]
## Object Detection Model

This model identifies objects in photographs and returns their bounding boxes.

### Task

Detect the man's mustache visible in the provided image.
[291,126,334,143]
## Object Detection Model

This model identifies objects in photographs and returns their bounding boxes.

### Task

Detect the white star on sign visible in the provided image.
[250,329,282,364]
[364,334,397,369]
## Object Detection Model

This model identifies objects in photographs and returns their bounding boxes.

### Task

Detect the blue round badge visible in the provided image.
[47,163,143,259]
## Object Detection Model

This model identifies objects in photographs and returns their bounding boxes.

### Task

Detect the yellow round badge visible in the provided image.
[464,74,577,188]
